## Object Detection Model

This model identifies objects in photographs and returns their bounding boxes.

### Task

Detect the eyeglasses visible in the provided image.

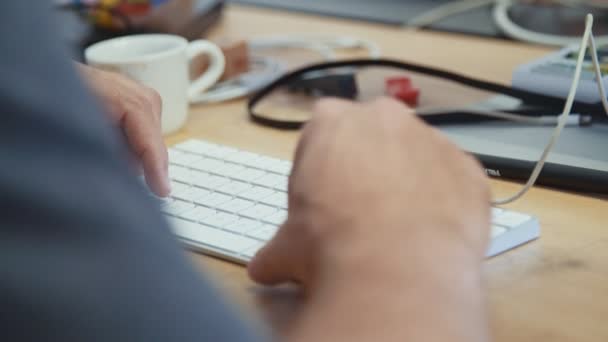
[248,14,608,205]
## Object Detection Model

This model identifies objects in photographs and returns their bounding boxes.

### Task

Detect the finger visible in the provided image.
[247,227,298,286]
[247,220,312,286]
[147,89,169,193]
[313,97,356,114]
[145,86,163,122]
[294,98,348,164]
[122,104,170,197]
[366,96,414,113]
[288,98,348,192]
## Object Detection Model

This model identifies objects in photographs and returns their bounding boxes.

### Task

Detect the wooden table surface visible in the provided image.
[166,5,608,341]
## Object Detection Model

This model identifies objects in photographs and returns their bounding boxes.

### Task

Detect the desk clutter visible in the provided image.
[62,1,608,204]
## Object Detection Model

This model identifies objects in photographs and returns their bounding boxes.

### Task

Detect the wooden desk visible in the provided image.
[168,5,608,341]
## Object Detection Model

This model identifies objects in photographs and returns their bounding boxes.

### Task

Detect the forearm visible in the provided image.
[287,233,488,342]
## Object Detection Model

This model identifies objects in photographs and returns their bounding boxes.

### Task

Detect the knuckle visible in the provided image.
[141,87,162,114]
[310,104,343,127]
[366,97,416,129]
[371,96,399,108]
[313,97,351,115]
[372,96,414,115]
[147,87,162,106]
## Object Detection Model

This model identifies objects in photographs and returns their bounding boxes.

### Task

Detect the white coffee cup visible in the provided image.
[85,34,225,135]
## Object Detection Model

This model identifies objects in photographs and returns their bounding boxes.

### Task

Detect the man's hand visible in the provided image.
[249,98,491,342]
[78,63,170,197]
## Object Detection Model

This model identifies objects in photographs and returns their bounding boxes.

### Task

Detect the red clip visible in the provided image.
[385,76,420,108]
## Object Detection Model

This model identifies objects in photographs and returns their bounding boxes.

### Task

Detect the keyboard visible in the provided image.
[160,139,540,264]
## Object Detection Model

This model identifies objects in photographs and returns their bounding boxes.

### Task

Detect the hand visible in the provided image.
[248,97,491,288]
[78,63,170,197]
[249,98,491,341]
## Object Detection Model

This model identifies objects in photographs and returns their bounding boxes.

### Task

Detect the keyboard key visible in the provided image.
[239,186,275,202]
[263,210,288,225]
[265,159,292,175]
[217,181,252,196]
[179,153,203,166]
[252,173,284,187]
[276,161,293,175]
[491,225,507,238]
[180,206,216,222]
[259,192,288,208]
[216,164,247,178]
[169,165,193,183]
[224,151,262,167]
[201,145,235,159]
[186,170,229,189]
[223,218,263,235]
[248,225,278,241]
[240,204,277,220]
[174,140,217,154]
[190,158,226,173]
[206,175,233,189]
[493,212,530,228]
[217,198,255,213]
[194,192,232,207]
[241,241,266,258]
[169,217,259,253]
[162,200,195,217]
[169,181,189,194]
[172,187,210,202]
[168,149,188,165]
[190,172,230,189]
[272,176,289,191]
[254,156,283,170]
[204,212,239,228]
[232,168,267,183]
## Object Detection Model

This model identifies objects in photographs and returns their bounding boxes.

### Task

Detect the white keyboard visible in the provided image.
[160,139,540,264]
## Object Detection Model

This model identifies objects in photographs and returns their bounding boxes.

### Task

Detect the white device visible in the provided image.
[512,44,608,104]
[156,139,540,263]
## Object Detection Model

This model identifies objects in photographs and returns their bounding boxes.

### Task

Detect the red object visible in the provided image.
[385,76,420,107]
[117,3,152,16]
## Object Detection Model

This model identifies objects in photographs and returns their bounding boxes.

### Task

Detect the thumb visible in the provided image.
[247,228,296,286]
[247,220,311,286]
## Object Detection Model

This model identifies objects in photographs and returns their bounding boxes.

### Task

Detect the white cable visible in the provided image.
[588,31,608,115]
[407,0,608,47]
[493,14,601,205]
[319,36,382,59]
[249,38,336,59]
[249,35,382,60]
[493,0,608,46]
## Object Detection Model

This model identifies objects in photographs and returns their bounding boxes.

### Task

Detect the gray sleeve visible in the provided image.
[0,3,263,341]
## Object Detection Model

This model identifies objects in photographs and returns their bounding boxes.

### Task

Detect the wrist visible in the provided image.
[305,226,487,342]
[315,218,484,290]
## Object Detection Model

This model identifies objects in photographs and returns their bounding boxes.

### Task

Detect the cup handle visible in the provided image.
[186,40,225,102]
